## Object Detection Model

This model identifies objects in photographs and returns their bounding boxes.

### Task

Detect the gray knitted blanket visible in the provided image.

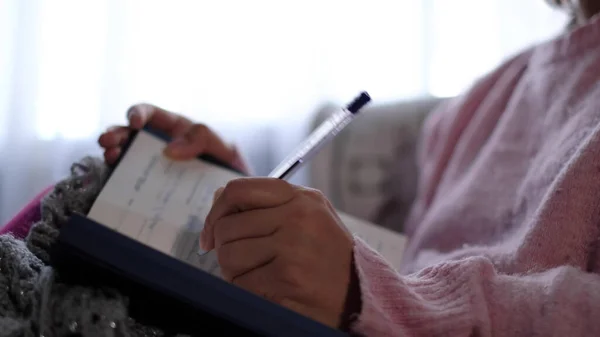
[0,157,187,337]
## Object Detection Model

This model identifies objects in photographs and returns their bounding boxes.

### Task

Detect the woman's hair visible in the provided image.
[546,0,561,7]
[545,0,578,30]
[546,0,600,29]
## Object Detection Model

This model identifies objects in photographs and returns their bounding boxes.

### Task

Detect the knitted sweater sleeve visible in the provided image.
[0,158,146,336]
[26,158,109,264]
[0,185,61,265]
[349,238,600,337]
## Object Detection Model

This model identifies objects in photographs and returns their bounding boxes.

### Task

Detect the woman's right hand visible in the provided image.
[97,103,249,173]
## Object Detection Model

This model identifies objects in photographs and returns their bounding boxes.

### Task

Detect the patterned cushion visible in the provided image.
[308,97,442,233]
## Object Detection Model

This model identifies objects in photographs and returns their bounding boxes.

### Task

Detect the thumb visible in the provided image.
[127,103,155,129]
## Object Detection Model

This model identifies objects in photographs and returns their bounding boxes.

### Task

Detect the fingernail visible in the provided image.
[199,230,205,248]
[200,230,208,250]
[213,187,224,203]
[128,112,141,127]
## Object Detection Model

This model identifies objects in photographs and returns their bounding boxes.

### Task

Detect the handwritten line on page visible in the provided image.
[88,130,407,278]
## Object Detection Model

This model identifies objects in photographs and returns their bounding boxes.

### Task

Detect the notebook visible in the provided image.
[51,126,407,336]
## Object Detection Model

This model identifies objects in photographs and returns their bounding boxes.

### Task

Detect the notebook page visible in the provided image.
[337,212,407,269]
[88,130,239,276]
[89,129,407,277]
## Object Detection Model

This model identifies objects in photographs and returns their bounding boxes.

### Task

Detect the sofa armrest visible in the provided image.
[307,96,442,233]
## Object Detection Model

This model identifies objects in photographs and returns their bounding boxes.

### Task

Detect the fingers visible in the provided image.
[101,104,248,168]
[217,236,277,282]
[103,148,122,164]
[98,126,131,165]
[211,207,282,249]
[164,124,237,162]
[126,103,192,137]
[202,178,295,251]
[230,257,280,300]
[213,187,224,203]
[127,103,239,163]
[229,257,305,306]
[98,126,130,147]
[204,178,352,328]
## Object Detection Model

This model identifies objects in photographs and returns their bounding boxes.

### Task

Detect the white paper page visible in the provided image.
[89,129,407,277]
[88,130,240,276]
[337,212,407,269]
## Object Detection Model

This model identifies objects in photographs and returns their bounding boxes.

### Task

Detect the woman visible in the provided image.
[4,0,600,335]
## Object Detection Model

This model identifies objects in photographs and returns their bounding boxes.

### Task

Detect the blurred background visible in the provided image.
[0,0,566,224]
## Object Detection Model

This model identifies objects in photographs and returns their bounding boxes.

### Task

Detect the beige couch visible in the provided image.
[307,96,444,234]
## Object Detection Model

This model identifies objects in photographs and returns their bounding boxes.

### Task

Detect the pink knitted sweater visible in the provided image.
[350,15,600,336]
[5,16,600,337]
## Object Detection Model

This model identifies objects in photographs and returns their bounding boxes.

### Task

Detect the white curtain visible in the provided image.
[0,0,566,224]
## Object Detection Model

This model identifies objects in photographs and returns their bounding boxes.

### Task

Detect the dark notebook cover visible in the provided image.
[50,126,349,336]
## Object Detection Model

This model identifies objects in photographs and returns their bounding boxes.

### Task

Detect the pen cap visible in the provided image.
[345,91,371,114]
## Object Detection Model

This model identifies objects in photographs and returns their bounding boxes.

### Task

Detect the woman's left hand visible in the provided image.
[202,177,355,328]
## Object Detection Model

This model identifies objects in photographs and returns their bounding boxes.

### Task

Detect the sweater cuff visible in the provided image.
[349,237,474,336]
[350,236,406,335]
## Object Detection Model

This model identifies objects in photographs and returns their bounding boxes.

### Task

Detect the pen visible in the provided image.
[268,91,371,180]
[198,92,371,256]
